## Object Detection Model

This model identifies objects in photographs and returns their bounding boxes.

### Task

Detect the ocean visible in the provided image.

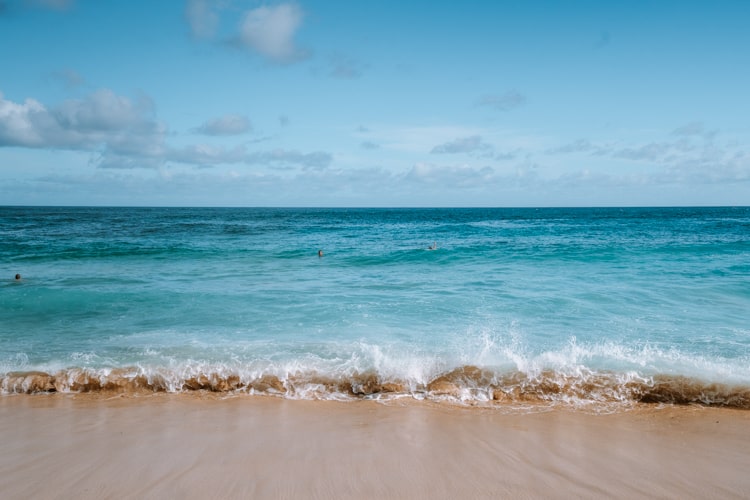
[1,206,748,410]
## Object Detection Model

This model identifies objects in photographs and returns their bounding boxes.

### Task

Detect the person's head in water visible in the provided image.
[14,274,21,280]
[318,250,324,257]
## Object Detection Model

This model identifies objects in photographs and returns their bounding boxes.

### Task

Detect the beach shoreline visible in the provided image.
[1,394,748,499]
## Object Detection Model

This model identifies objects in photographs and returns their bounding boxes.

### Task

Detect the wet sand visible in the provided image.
[1,395,749,499]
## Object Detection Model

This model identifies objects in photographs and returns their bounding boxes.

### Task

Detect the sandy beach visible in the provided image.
[1,395,748,499]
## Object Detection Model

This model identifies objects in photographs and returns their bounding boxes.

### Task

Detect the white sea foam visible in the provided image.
[3,335,749,411]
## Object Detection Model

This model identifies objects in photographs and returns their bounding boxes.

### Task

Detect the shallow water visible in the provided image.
[1,207,749,408]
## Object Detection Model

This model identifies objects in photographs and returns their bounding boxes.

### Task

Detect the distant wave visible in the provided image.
[3,366,749,410]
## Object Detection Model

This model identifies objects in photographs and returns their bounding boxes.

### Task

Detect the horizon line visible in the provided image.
[1,204,747,210]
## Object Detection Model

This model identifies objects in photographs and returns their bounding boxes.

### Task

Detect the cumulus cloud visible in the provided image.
[0,90,330,171]
[0,89,159,150]
[194,114,252,136]
[430,135,492,155]
[185,0,219,39]
[0,93,47,146]
[183,1,309,64]
[238,2,306,63]
[476,90,526,111]
[56,89,154,132]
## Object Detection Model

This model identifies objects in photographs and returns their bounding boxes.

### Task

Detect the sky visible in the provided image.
[0,0,749,207]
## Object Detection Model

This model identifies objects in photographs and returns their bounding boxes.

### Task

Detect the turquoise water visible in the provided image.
[1,207,749,408]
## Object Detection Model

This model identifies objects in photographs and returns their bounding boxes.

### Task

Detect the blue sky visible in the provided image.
[1,0,748,206]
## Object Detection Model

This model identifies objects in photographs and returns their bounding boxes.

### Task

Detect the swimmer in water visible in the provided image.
[428,242,437,250]
[14,273,21,280]
[318,249,324,257]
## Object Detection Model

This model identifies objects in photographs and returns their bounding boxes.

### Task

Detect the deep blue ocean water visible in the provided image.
[1,207,749,408]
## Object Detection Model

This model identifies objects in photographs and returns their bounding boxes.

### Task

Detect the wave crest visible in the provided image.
[3,366,749,409]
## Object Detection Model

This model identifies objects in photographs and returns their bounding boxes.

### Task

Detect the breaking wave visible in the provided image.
[3,365,749,410]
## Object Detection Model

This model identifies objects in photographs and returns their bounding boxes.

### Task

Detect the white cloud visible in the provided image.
[7,145,747,206]
[0,89,331,171]
[0,89,162,155]
[544,126,750,188]
[194,114,252,136]
[239,3,306,63]
[182,1,308,64]
[0,92,47,147]
[55,89,152,132]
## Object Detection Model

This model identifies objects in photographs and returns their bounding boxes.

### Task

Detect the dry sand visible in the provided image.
[1,394,749,499]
